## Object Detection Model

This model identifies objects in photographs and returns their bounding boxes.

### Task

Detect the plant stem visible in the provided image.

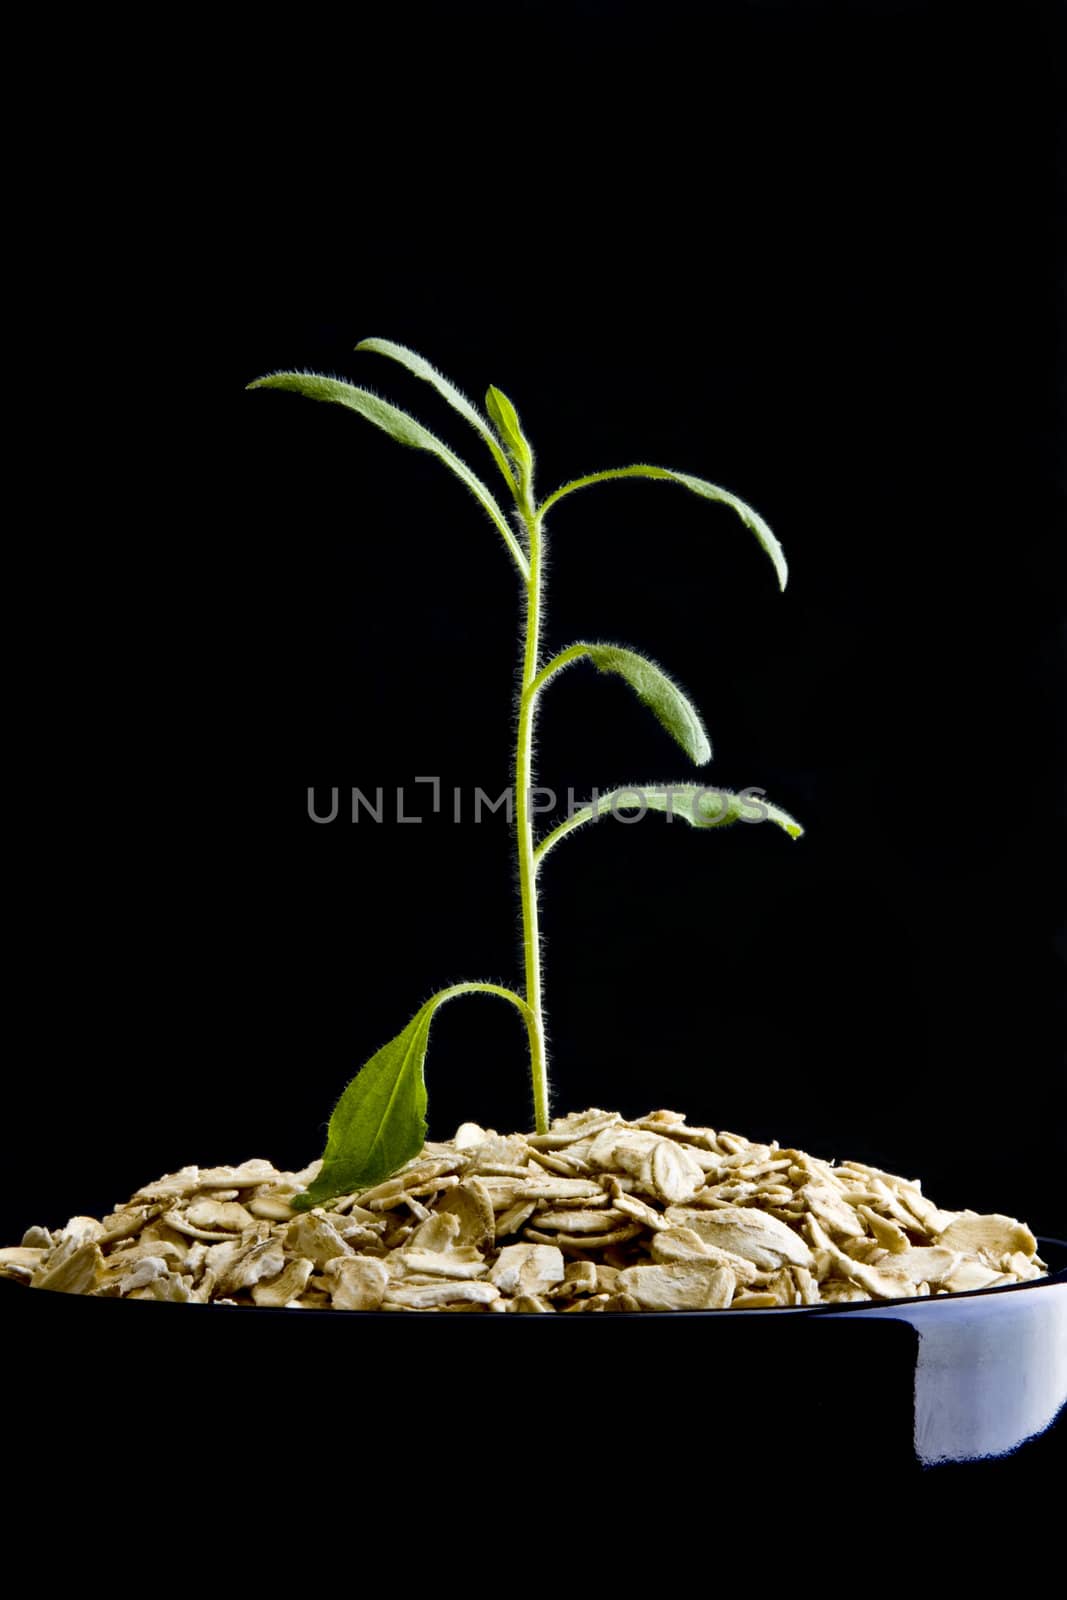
[516,507,549,1133]
[526,642,590,701]
[431,981,541,1069]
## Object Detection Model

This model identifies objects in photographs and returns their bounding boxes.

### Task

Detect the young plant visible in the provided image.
[249,340,802,1210]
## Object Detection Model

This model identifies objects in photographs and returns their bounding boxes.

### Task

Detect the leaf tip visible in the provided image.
[289,1190,316,1212]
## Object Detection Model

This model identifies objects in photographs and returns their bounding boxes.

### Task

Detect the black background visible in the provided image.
[5,1,1063,1254]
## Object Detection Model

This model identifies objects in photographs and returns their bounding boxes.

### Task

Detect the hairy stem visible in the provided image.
[433,979,536,1018]
[516,508,549,1133]
[526,642,591,701]
[534,804,603,868]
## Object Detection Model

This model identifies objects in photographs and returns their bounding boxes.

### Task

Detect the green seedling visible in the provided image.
[249,340,802,1209]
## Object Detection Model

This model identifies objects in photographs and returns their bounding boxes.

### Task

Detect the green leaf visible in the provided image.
[538,464,787,591]
[292,981,535,1210]
[247,373,529,579]
[535,782,803,866]
[486,385,534,490]
[584,644,711,765]
[292,1002,434,1210]
[356,337,519,502]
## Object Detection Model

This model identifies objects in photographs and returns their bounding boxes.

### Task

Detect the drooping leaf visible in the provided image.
[583,644,711,765]
[292,1003,434,1210]
[486,385,534,490]
[535,782,803,865]
[247,373,529,578]
[539,464,787,591]
[355,337,519,501]
[291,980,534,1209]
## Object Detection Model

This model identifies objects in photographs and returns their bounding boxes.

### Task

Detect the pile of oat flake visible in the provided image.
[0,1109,1046,1312]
